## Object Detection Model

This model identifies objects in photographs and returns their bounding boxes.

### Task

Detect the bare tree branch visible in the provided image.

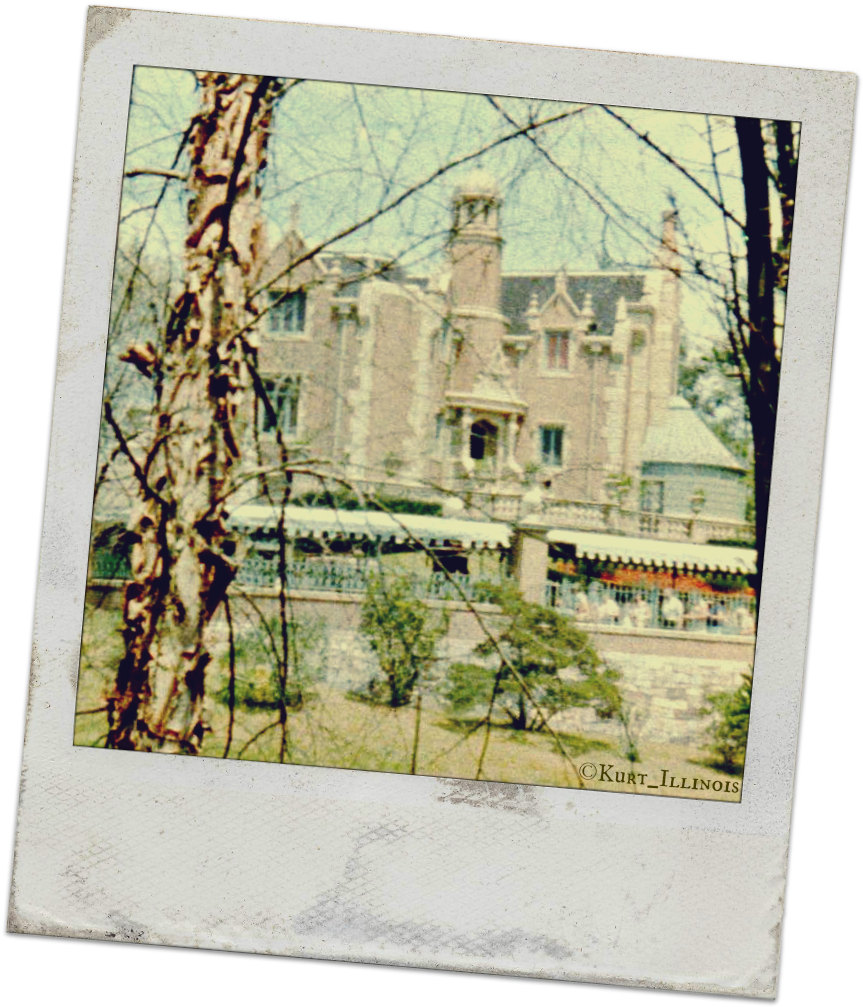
[601,105,745,231]
[124,168,187,181]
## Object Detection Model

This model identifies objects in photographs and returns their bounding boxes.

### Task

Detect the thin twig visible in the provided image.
[103,401,168,508]
[410,692,423,775]
[222,595,237,758]
[600,106,745,231]
[124,168,187,181]
[705,115,751,399]
[475,660,506,781]
[237,720,281,759]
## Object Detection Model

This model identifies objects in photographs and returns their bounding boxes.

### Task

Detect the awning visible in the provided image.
[229,505,511,550]
[546,529,757,574]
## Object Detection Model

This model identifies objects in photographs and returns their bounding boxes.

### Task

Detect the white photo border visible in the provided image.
[7,6,856,997]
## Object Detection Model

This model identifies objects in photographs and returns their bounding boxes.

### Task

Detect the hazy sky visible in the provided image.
[119,67,780,358]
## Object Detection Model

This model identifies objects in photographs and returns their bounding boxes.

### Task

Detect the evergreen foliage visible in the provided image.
[442,583,622,731]
[699,673,752,773]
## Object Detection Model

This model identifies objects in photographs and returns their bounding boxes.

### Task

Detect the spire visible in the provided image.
[654,208,680,272]
[662,208,678,252]
[526,291,541,333]
[612,295,630,356]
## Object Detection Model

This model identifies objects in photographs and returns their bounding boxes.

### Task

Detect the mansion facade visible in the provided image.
[251,171,749,541]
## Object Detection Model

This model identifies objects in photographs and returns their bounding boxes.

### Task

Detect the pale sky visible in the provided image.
[119,67,784,369]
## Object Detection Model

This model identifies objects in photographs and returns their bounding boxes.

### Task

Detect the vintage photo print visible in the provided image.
[77,68,795,803]
[8,8,856,996]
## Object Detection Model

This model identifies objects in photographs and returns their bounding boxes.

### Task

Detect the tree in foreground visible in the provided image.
[443,583,622,732]
[106,74,286,752]
[357,574,450,709]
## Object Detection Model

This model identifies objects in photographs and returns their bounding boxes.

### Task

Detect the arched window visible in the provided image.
[470,419,498,462]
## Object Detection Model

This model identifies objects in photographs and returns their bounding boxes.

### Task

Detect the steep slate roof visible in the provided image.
[641,397,746,472]
[502,272,647,336]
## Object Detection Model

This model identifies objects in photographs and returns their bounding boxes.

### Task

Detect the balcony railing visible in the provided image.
[88,546,755,638]
[545,579,756,636]
[460,493,751,544]
[90,547,503,604]
[235,551,501,603]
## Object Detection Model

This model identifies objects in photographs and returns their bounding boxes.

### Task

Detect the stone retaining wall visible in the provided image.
[86,583,754,747]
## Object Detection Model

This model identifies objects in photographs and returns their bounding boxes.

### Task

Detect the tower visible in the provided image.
[443,171,526,481]
[646,209,682,426]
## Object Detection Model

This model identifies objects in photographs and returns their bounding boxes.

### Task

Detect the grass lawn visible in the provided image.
[75,602,743,801]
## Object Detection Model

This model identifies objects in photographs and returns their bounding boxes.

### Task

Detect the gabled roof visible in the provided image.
[502,272,646,336]
[257,227,318,289]
[641,397,746,472]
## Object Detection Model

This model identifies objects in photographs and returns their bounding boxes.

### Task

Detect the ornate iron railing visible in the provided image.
[87,544,502,603]
[545,579,756,636]
[235,550,500,603]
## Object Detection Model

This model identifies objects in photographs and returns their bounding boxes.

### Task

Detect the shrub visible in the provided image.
[356,574,449,708]
[442,582,622,731]
[699,673,751,773]
[213,616,320,713]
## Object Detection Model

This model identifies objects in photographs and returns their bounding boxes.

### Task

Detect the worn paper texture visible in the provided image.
[7,6,856,997]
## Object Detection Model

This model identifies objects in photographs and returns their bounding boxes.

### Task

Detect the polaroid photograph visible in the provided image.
[7,5,856,999]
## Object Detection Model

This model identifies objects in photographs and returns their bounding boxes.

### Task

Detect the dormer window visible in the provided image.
[268,290,306,335]
[544,330,570,373]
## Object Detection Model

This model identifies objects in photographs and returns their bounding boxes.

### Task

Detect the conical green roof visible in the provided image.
[642,397,746,472]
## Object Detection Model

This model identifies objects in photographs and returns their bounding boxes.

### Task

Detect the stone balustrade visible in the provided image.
[461,491,751,544]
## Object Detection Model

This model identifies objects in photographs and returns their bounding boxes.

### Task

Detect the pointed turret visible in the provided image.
[643,208,682,425]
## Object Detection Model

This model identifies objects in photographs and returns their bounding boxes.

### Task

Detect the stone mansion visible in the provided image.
[250,171,749,541]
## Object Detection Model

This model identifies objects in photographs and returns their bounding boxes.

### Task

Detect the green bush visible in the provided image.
[442,582,622,731]
[699,673,751,774]
[355,574,449,707]
[213,616,320,712]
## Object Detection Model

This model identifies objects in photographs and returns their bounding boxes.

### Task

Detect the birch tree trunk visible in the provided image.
[107,73,285,752]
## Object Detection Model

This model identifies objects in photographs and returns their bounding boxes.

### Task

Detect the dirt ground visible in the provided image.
[75,626,743,803]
